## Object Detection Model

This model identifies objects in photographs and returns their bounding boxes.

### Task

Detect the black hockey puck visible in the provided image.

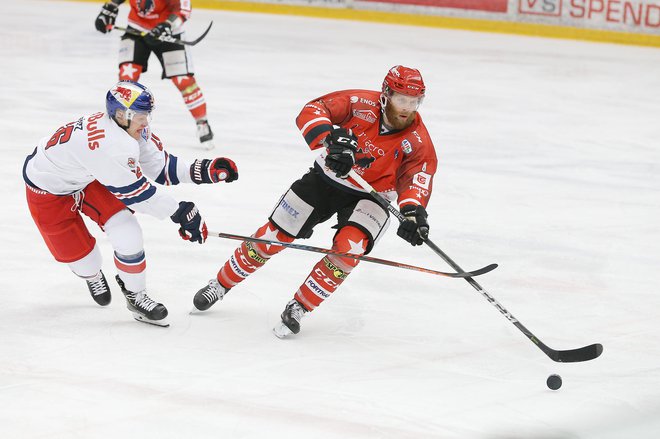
[547,374,562,390]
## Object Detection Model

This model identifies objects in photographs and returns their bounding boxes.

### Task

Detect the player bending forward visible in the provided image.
[24,81,238,326]
[95,0,216,148]
[192,65,438,337]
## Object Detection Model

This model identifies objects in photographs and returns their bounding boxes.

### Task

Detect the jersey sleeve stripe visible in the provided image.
[155,153,180,186]
[300,116,331,133]
[106,178,157,206]
[398,198,422,207]
[304,124,333,147]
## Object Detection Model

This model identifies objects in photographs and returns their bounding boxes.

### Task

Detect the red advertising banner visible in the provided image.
[357,0,509,13]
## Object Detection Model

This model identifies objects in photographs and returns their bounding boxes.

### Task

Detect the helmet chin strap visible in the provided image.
[113,110,134,130]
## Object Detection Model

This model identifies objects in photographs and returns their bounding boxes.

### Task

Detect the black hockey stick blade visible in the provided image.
[209,231,497,279]
[547,343,603,363]
[113,21,213,46]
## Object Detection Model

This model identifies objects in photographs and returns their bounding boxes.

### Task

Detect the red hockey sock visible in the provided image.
[171,75,207,120]
[294,225,367,311]
[217,221,293,288]
[118,63,143,81]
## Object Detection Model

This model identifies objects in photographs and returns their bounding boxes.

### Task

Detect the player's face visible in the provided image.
[384,91,421,130]
[125,111,151,140]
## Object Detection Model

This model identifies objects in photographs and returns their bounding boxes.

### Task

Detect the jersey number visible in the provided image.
[45,123,75,149]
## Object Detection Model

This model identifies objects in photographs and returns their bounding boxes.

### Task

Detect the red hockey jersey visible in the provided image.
[296,89,438,209]
[125,0,191,32]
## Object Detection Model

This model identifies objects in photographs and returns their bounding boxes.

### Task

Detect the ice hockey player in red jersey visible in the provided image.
[24,81,238,326]
[94,0,216,148]
[192,65,437,337]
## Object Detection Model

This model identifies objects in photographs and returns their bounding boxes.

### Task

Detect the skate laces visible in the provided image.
[87,275,107,296]
[287,300,306,323]
[196,120,210,136]
[129,291,159,312]
[202,279,223,303]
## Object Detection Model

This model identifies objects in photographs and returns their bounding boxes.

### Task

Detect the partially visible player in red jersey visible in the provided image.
[95,0,216,149]
[192,65,438,337]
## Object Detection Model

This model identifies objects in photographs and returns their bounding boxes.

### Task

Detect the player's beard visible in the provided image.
[384,103,416,130]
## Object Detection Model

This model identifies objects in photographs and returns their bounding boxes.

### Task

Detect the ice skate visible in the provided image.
[192,279,227,312]
[115,275,169,327]
[86,270,111,306]
[196,119,214,149]
[272,299,307,339]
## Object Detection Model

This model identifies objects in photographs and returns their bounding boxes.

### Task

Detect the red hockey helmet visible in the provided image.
[382,65,426,98]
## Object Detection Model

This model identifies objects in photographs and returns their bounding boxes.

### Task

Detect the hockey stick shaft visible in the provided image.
[347,170,603,363]
[113,21,213,46]
[208,231,497,279]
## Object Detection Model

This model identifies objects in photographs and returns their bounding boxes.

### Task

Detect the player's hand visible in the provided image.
[397,205,429,246]
[171,201,208,244]
[190,158,239,184]
[323,128,358,179]
[94,2,119,34]
[146,21,172,43]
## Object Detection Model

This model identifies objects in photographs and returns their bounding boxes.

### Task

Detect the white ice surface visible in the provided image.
[1,1,659,438]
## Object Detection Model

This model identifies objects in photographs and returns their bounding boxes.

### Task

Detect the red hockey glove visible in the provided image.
[190,158,239,184]
[170,201,208,244]
[397,205,429,246]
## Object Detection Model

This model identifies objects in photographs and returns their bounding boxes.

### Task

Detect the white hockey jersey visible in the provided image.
[23,111,192,219]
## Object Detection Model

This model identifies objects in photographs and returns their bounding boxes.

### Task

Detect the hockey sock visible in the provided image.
[68,243,103,278]
[171,75,207,120]
[118,63,143,81]
[104,210,146,292]
[294,225,366,311]
[113,250,146,292]
[217,221,293,288]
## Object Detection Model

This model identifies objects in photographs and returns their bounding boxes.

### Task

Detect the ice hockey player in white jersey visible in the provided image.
[23,81,239,326]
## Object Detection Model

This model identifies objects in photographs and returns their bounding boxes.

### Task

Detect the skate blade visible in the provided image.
[272,322,293,339]
[132,313,169,327]
[201,140,215,150]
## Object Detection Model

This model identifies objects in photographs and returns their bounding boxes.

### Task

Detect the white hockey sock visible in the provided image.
[68,244,103,279]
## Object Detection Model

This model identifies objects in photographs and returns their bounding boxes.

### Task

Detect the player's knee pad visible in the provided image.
[118,62,143,81]
[340,199,390,254]
[331,225,369,270]
[68,244,103,278]
[269,189,316,239]
[252,221,294,257]
[171,75,196,91]
[104,209,144,256]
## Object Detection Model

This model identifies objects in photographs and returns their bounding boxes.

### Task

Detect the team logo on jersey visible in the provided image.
[413,171,431,190]
[350,96,359,104]
[353,109,377,124]
[401,139,413,154]
[127,158,136,169]
[137,0,155,15]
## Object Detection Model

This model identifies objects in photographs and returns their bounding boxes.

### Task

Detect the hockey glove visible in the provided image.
[170,201,208,244]
[397,205,429,246]
[146,21,172,43]
[323,128,358,179]
[190,158,239,184]
[94,2,119,34]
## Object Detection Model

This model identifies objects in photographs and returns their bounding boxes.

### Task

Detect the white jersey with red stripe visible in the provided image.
[23,111,192,219]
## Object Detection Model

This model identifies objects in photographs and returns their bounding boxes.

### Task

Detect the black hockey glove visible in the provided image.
[170,201,208,244]
[94,2,119,34]
[397,205,429,246]
[146,21,172,43]
[190,158,239,184]
[323,128,359,179]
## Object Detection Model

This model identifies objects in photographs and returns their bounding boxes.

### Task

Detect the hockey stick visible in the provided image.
[113,21,213,46]
[208,231,497,279]
[348,170,603,363]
